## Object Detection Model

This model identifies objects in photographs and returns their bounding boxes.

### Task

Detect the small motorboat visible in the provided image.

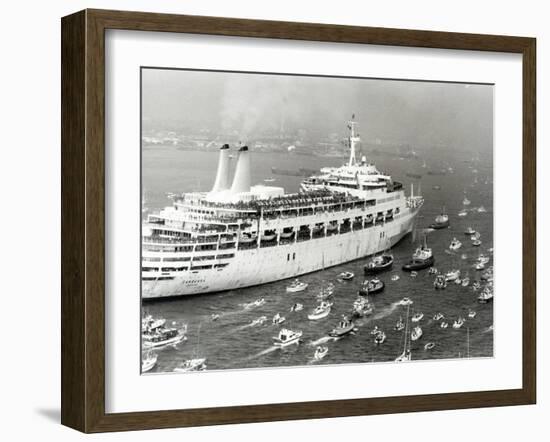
[370,325,381,335]
[468,309,477,319]
[403,236,435,271]
[464,226,476,235]
[453,317,465,329]
[433,312,445,321]
[475,262,485,270]
[410,271,418,278]
[243,298,266,309]
[286,279,308,293]
[432,185,441,190]
[395,349,412,362]
[472,240,482,246]
[461,253,468,260]
[143,327,187,349]
[471,231,481,241]
[472,281,481,291]
[445,269,461,282]
[449,238,462,251]
[411,326,423,341]
[463,197,471,206]
[399,297,414,306]
[394,317,405,331]
[250,316,268,326]
[458,209,468,217]
[433,274,447,289]
[477,206,487,213]
[440,321,449,329]
[308,301,333,321]
[428,267,438,275]
[273,328,302,347]
[411,312,424,323]
[328,317,356,338]
[374,331,386,345]
[480,268,494,281]
[210,313,220,322]
[351,297,374,318]
[173,357,207,373]
[358,278,385,295]
[317,282,335,300]
[272,313,286,325]
[454,277,462,285]
[364,254,394,274]
[391,274,400,281]
[314,346,329,360]
[424,342,435,351]
[478,288,494,303]
[338,271,355,281]
[290,303,304,312]
[477,254,490,265]
[461,277,470,287]
[141,352,158,373]
[430,211,450,229]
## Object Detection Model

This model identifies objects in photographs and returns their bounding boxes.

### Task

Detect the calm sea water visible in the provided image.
[141,146,494,372]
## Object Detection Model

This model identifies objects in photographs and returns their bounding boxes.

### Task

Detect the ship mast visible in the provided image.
[347,114,360,166]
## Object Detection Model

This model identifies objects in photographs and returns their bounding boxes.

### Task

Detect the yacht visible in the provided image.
[308,301,333,320]
[403,235,434,271]
[273,328,303,347]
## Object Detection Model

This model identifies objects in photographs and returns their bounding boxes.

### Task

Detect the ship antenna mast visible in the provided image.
[347,114,360,166]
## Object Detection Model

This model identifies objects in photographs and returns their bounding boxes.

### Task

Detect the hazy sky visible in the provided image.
[142,68,493,150]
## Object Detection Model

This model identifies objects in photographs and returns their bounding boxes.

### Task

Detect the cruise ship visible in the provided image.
[142,118,424,299]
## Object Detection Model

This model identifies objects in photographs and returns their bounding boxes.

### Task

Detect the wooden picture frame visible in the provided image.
[61,8,536,433]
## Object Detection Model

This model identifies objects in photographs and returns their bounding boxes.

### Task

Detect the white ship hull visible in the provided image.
[142,209,417,299]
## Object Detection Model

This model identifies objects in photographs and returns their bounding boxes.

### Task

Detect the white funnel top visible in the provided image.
[230,146,251,194]
[211,144,231,192]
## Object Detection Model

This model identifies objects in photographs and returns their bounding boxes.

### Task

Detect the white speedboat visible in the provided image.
[411,312,424,323]
[453,317,465,329]
[445,269,461,282]
[141,352,157,373]
[440,321,449,329]
[143,327,187,349]
[374,331,386,345]
[464,226,476,235]
[308,301,333,320]
[391,274,400,281]
[461,277,470,287]
[475,262,485,270]
[273,328,302,347]
[211,313,220,321]
[290,303,304,312]
[314,346,329,360]
[477,206,487,213]
[399,297,414,306]
[286,279,308,293]
[272,313,286,325]
[338,271,355,281]
[351,297,374,318]
[424,342,435,350]
[477,254,491,265]
[433,312,445,321]
[468,309,477,319]
[463,197,471,206]
[394,317,405,331]
[434,274,447,289]
[173,357,207,373]
[411,326,423,341]
[458,209,468,217]
[449,238,462,251]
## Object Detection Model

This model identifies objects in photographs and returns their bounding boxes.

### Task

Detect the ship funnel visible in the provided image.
[230,145,251,194]
[211,144,231,192]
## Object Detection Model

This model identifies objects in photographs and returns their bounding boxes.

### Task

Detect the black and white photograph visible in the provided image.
[140,68,494,374]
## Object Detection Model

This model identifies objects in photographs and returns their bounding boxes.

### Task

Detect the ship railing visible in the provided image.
[143,236,219,245]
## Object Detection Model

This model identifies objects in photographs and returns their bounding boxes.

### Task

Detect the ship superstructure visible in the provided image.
[142,117,424,298]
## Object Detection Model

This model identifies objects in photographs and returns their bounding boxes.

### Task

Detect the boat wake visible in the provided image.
[244,345,279,361]
[308,336,336,347]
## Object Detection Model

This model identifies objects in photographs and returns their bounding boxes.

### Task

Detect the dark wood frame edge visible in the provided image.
[61,9,536,433]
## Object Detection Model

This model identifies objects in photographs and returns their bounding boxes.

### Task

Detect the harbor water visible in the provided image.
[141,146,494,373]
